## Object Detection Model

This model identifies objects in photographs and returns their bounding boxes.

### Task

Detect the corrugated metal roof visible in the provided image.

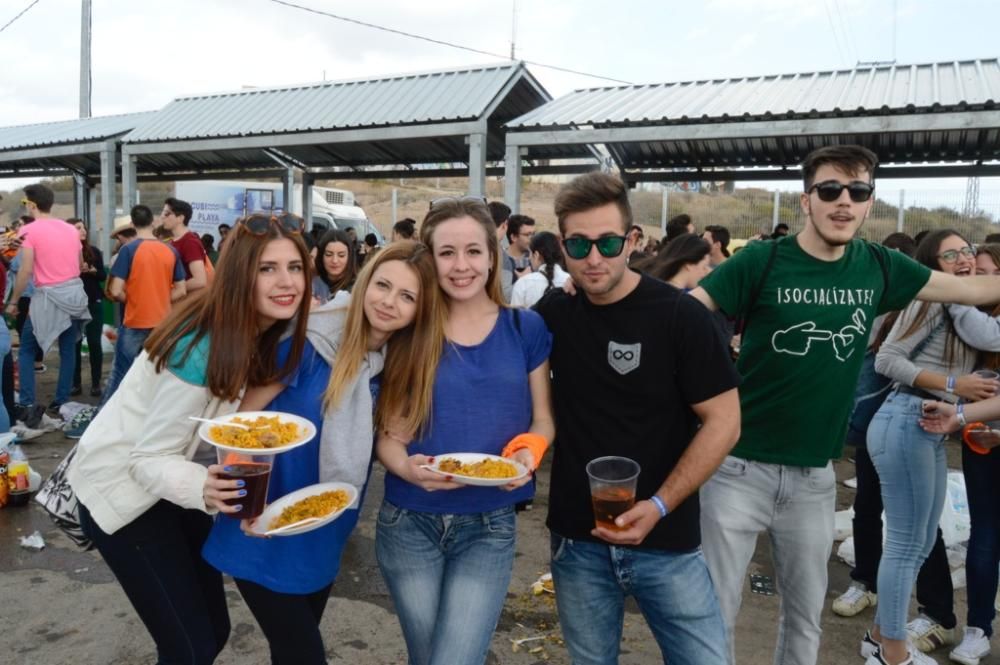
[0,112,156,152]
[126,62,541,143]
[508,59,1000,129]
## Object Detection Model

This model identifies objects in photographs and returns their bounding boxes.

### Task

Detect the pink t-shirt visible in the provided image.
[19,218,82,287]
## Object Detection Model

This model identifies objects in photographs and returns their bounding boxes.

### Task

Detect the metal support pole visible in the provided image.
[79,0,92,118]
[772,190,781,230]
[391,188,398,224]
[73,173,88,222]
[282,168,295,213]
[88,188,98,231]
[503,144,523,213]
[897,190,905,233]
[660,188,669,235]
[467,133,487,197]
[301,173,314,231]
[100,142,117,258]
[120,150,137,211]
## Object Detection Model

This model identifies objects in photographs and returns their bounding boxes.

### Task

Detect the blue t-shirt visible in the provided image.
[202,340,377,594]
[384,307,552,514]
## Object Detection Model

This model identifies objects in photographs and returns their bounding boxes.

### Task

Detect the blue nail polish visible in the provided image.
[223,465,233,472]
[232,505,242,511]
[238,489,247,497]
[236,480,246,488]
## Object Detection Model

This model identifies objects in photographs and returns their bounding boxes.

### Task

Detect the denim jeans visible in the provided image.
[962,441,1000,636]
[700,456,836,665]
[868,391,948,641]
[549,533,727,665]
[79,500,230,665]
[375,501,516,665]
[18,316,80,406]
[100,326,152,406]
[849,443,956,626]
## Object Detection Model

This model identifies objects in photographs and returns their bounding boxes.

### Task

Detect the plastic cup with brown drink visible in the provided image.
[586,456,641,531]
[216,449,274,519]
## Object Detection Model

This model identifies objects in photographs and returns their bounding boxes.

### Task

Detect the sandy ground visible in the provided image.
[1,355,986,665]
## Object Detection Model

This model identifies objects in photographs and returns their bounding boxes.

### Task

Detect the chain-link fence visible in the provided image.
[635,186,1000,244]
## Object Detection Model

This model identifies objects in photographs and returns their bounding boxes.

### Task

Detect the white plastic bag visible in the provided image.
[939,471,971,547]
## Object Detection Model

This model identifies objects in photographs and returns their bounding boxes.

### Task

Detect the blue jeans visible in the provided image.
[18,316,80,406]
[550,533,728,665]
[100,326,152,406]
[375,501,516,665]
[962,441,1000,636]
[79,500,230,665]
[868,391,948,641]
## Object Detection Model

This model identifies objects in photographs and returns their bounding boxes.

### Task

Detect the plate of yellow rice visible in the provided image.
[421,452,529,487]
[198,411,316,455]
[249,482,359,537]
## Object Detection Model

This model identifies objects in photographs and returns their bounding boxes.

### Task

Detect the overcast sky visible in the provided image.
[1,0,998,196]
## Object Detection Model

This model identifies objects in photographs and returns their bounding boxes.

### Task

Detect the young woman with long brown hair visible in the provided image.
[67,214,311,665]
[375,197,555,665]
[202,240,444,665]
[69,218,106,397]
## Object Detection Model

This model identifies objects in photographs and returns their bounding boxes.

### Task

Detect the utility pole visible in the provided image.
[509,0,517,60]
[80,0,92,118]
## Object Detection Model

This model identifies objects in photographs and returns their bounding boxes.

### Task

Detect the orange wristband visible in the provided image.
[501,433,549,471]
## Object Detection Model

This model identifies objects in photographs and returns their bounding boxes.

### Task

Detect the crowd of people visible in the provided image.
[8,143,1000,665]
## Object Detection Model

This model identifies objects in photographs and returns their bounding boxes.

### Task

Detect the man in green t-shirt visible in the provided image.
[691,145,1000,665]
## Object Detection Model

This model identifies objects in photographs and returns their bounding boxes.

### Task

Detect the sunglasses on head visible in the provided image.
[239,213,303,235]
[428,195,488,210]
[562,235,628,260]
[808,180,875,203]
[937,246,976,264]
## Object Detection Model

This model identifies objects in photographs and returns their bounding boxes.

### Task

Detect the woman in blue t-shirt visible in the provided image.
[203,241,444,665]
[375,197,555,665]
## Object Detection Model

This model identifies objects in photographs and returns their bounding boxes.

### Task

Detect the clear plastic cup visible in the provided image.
[586,456,641,531]
[215,449,274,519]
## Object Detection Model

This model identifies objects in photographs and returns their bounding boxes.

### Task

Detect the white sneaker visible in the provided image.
[834,582,878,617]
[949,627,991,665]
[864,646,937,665]
[907,613,957,652]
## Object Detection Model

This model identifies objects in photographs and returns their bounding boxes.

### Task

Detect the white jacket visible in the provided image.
[510,264,570,308]
[68,342,239,535]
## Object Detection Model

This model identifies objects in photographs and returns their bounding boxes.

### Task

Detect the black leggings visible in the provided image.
[73,299,104,389]
[234,577,333,665]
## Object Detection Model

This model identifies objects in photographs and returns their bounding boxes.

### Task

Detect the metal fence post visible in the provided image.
[660,188,668,236]
[391,188,398,225]
[897,190,905,233]
[772,190,781,230]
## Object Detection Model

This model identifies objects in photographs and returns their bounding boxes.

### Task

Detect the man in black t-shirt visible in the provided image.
[535,172,741,665]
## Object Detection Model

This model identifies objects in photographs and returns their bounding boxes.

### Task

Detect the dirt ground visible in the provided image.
[0,355,986,665]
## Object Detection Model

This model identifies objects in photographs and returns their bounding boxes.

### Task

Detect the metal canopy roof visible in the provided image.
[505,58,1000,179]
[123,62,588,175]
[0,111,155,176]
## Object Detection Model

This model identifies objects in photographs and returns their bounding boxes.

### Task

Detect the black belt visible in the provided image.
[895,384,942,401]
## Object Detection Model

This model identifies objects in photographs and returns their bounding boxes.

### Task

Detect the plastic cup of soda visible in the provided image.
[586,456,641,531]
[216,449,273,519]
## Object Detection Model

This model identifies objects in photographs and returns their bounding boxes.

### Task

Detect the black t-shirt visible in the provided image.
[535,274,740,551]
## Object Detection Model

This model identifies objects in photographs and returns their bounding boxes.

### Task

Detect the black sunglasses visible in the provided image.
[808,180,875,203]
[239,213,303,235]
[428,195,488,210]
[562,235,628,260]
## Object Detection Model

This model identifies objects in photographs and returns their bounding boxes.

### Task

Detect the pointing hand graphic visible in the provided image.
[772,321,833,356]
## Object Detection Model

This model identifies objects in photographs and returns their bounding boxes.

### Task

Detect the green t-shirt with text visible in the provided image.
[700,236,931,466]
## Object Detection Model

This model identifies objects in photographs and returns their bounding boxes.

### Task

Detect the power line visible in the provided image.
[0,0,41,34]
[820,0,849,66]
[267,0,633,85]
[831,0,859,63]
